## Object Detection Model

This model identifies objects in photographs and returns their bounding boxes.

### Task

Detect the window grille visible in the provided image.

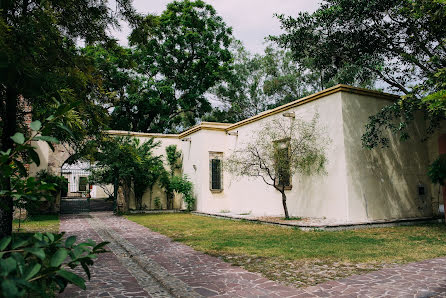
[274,139,291,189]
[209,152,223,192]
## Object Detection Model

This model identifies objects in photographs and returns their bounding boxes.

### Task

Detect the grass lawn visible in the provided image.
[13,214,60,234]
[126,213,446,287]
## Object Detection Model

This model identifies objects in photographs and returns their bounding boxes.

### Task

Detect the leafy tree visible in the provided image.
[225,115,329,219]
[133,141,164,210]
[90,137,162,212]
[428,153,446,221]
[272,0,446,147]
[206,41,329,123]
[0,102,80,237]
[0,110,108,296]
[170,175,195,211]
[0,0,134,236]
[159,145,195,211]
[109,0,233,133]
[160,145,183,210]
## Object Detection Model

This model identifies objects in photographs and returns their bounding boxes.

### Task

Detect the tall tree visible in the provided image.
[109,0,233,133]
[0,0,134,237]
[272,0,446,147]
[205,40,365,124]
[89,137,162,212]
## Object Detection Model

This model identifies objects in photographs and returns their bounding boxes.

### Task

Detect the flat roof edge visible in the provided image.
[225,84,399,131]
[105,130,180,138]
[106,85,398,138]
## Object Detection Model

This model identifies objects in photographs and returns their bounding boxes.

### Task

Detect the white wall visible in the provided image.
[188,92,349,219]
[341,92,434,221]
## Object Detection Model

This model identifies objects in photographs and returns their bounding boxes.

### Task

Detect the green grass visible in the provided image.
[126,213,446,264]
[13,215,60,234]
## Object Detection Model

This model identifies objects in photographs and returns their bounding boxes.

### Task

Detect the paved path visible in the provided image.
[59,212,446,297]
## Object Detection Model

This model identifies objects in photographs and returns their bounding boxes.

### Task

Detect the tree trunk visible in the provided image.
[0,86,18,237]
[281,192,290,219]
[149,185,153,210]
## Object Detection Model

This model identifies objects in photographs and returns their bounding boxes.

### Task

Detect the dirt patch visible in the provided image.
[218,254,393,288]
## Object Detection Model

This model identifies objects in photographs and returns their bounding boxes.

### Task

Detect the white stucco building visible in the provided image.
[107,85,440,223]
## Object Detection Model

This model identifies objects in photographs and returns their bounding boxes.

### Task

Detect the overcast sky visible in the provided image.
[112,0,321,54]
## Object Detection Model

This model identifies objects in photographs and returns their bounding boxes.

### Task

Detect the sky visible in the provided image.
[112,0,321,54]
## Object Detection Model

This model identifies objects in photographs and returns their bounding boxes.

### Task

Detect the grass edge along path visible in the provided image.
[126,213,446,288]
[13,214,60,234]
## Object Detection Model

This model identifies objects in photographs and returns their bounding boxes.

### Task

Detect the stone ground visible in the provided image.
[59,212,446,297]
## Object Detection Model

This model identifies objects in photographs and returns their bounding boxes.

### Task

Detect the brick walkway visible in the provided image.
[59,212,446,297]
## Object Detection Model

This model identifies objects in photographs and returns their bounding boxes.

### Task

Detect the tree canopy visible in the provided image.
[107,0,233,133]
[0,0,135,237]
[272,0,446,148]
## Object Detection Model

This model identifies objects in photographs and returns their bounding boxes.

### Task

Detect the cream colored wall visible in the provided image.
[91,185,112,199]
[181,129,232,213]
[29,140,50,176]
[341,92,433,221]
[192,92,350,219]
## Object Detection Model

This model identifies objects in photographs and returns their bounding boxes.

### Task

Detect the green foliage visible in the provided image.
[36,171,68,195]
[206,41,322,123]
[0,0,134,151]
[272,0,446,148]
[154,198,162,210]
[0,110,108,296]
[0,104,79,227]
[165,145,182,176]
[159,145,196,210]
[428,154,446,186]
[170,175,195,211]
[0,232,108,297]
[108,0,233,132]
[90,137,163,211]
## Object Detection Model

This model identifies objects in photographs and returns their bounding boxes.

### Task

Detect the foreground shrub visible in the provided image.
[0,232,107,297]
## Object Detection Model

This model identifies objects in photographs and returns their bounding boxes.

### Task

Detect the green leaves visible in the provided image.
[10,133,25,145]
[30,120,42,131]
[0,258,17,275]
[22,264,41,281]
[65,236,77,248]
[0,237,11,251]
[109,0,233,133]
[0,232,108,296]
[428,154,446,186]
[50,248,68,267]
[24,248,45,260]
[56,269,86,290]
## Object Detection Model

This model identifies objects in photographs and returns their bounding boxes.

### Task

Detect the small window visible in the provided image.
[79,177,88,192]
[274,139,291,189]
[209,152,223,192]
[418,185,425,196]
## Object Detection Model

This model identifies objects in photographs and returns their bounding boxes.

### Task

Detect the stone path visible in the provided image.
[59,212,446,297]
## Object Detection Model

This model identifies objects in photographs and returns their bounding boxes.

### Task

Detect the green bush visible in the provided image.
[154,197,162,210]
[428,154,446,186]
[0,232,108,297]
[170,175,195,211]
[36,171,68,194]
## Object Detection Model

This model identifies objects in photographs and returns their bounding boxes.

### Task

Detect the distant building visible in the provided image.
[33,85,443,223]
